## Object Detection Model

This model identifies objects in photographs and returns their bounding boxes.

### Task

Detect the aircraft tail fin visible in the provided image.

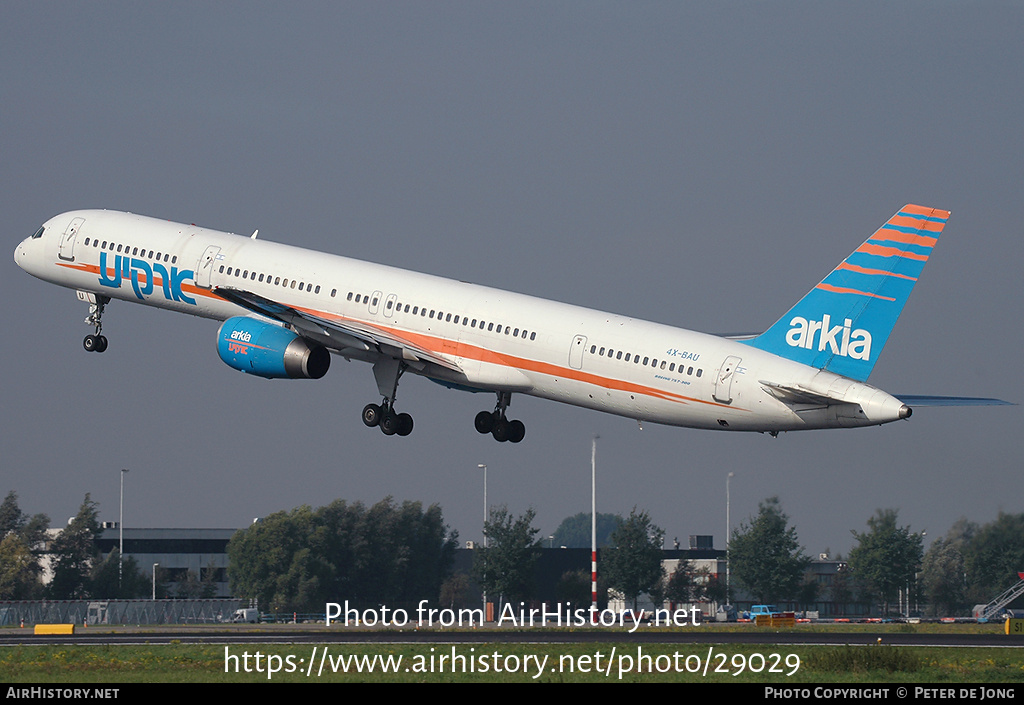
[742,204,950,381]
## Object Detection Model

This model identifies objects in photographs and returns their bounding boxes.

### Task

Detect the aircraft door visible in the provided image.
[383,293,397,318]
[194,246,221,288]
[713,355,742,403]
[369,290,382,315]
[569,335,587,370]
[58,217,85,262]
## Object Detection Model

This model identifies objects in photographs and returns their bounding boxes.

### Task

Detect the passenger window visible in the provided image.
[530,332,536,341]
[696,369,702,377]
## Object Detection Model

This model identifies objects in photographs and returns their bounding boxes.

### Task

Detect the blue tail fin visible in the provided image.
[742,204,950,381]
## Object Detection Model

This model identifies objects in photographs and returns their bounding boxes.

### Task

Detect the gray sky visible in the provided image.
[3,2,1020,559]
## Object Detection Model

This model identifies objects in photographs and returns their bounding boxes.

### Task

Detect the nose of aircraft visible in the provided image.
[14,239,25,269]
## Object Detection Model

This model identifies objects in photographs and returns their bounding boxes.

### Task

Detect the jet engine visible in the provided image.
[217,316,330,379]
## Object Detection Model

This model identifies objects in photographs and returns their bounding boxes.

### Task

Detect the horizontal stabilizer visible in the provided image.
[896,395,1014,406]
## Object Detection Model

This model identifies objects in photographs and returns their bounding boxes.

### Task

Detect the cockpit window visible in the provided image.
[31,226,44,239]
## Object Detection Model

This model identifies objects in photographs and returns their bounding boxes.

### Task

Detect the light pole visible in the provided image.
[119,468,129,589]
[726,471,734,606]
[477,463,487,619]
[152,563,159,600]
[591,435,599,615]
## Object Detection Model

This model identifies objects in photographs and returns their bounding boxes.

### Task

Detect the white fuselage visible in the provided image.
[14,209,909,433]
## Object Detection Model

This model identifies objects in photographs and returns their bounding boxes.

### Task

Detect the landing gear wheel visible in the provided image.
[474,410,495,434]
[379,411,399,436]
[83,335,98,352]
[95,335,108,353]
[492,417,510,442]
[362,403,382,428]
[396,413,414,436]
[508,419,526,444]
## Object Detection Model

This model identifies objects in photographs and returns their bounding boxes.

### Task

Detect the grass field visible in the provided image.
[3,624,1023,683]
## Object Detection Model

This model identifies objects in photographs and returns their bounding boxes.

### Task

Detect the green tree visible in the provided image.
[90,549,150,599]
[847,509,923,616]
[473,506,540,609]
[603,507,665,611]
[730,497,809,604]
[48,494,101,599]
[921,536,968,617]
[229,497,457,613]
[0,534,43,599]
[550,512,621,548]
[665,560,697,604]
[0,492,48,600]
[962,512,1024,605]
[0,491,26,536]
[439,573,471,610]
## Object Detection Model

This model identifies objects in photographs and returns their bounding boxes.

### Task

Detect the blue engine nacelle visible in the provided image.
[217,316,330,379]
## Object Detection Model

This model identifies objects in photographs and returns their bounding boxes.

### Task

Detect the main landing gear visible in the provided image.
[82,294,110,353]
[361,358,414,437]
[474,391,526,443]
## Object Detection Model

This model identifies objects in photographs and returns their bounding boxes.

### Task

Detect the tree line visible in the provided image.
[2,487,1021,617]
[728,496,1024,617]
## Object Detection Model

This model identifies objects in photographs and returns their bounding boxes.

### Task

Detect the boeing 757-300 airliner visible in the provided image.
[14,204,1009,442]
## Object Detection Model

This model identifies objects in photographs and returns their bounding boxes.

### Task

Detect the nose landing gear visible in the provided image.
[80,293,110,353]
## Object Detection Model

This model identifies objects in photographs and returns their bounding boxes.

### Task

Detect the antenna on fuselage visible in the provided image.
[250,229,259,240]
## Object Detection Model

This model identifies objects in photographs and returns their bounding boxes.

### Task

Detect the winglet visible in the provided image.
[742,204,950,381]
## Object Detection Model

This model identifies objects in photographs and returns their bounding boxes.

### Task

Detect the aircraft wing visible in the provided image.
[212,287,463,373]
[894,395,1014,406]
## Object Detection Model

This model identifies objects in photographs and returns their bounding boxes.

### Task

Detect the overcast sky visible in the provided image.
[3,2,1020,559]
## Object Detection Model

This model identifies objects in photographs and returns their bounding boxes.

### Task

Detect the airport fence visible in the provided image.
[0,599,244,626]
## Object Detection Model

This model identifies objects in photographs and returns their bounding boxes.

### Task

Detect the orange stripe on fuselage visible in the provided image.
[296,305,742,411]
[56,261,221,300]
[57,261,741,413]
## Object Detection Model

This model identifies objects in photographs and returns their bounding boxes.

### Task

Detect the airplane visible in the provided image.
[14,204,1009,442]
